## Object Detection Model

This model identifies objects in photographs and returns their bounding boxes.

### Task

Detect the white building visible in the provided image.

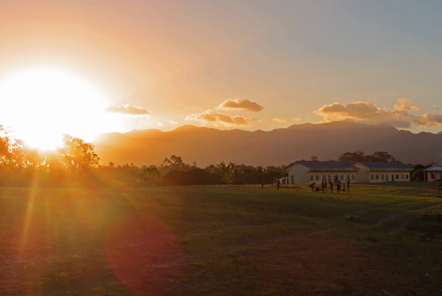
[424,166,442,182]
[355,162,412,183]
[287,161,358,184]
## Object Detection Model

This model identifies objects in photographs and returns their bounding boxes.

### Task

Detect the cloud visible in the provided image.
[217,99,263,112]
[273,118,286,123]
[185,109,249,126]
[169,120,178,124]
[157,122,164,126]
[413,113,442,127]
[104,105,150,115]
[314,100,442,129]
[292,117,301,121]
[394,98,419,111]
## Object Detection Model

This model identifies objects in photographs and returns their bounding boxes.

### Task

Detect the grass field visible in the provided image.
[0,182,442,296]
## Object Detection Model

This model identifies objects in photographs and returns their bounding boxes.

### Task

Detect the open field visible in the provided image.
[0,183,442,295]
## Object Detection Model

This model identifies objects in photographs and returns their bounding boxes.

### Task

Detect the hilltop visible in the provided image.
[93,121,442,167]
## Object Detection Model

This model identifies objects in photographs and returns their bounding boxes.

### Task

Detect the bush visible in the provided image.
[163,168,218,186]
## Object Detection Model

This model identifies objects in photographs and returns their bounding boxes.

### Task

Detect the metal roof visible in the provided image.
[290,161,359,172]
[424,166,442,172]
[357,162,412,171]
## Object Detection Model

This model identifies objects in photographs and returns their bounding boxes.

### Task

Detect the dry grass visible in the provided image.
[0,183,441,295]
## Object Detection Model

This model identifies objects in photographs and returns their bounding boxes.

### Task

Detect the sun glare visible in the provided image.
[0,68,109,150]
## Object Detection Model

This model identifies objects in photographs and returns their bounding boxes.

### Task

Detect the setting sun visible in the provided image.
[0,68,109,150]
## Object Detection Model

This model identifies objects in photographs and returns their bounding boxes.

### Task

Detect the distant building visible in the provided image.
[423,166,442,182]
[355,162,412,183]
[287,161,358,184]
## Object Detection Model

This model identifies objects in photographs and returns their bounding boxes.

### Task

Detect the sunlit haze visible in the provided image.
[0,1,442,144]
[0,68,111,149]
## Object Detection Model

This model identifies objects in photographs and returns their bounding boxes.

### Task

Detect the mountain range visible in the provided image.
[93,121,442,167]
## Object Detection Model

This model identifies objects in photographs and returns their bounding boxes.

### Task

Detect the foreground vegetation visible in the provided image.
[0,182,442,295]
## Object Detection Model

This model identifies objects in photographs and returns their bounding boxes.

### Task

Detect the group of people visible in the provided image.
[270,177,352,192]
[309,178,351,193]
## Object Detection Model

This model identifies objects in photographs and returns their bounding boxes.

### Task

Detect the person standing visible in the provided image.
[346,178,350,193]
[337,180,341,193]
[329,181,334,193]
[276,178,280,190]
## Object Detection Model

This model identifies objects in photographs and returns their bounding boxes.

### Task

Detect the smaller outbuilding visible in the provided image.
[355,162,412,183]
[423,166,442,182]
[287,161,359,184]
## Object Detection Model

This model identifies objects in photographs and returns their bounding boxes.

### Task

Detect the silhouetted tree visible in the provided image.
[412,168,425,181]
[215,162,231,184]
[163,155,187,170]
[368,151,397,162]
[338,151,366,163]
[338,151,397,163]
[20,146,46,169]
[59,134,100,172]
[0,126,30,168]
[163,168,217,185]
[141,165,161,186]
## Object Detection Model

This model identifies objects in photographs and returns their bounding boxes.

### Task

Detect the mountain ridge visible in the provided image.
[93,121,442,167]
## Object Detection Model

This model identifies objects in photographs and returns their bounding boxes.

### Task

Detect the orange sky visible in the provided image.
[1,0,442,147]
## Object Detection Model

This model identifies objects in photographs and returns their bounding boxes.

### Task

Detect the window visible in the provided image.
[340,175,344,180]
[431,173,435,179]
[346,175,350,180]
[406,175,409,179]
[401,175,404,180]
[352,175,355,180]
[315,175,319,181]
[328,175,331,181]
[310,175,314,181]
[376,175,379,180]
[396,175,399,180]
[371,175,374,180]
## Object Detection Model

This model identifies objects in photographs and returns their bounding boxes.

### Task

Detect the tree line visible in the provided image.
[139,155,286,186]
[0,125,438,186]
[0,126,98,171]
[99,156,287,186]
[0,126,286,186]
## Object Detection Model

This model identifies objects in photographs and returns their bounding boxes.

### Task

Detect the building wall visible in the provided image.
[355,164,369,183]
[367,172,410,183]
[307,172,356,184]
[426,171,442,182]
[287,164,310,184]
[355,164,411,183]
[289,162,412,184]
[287,165,357,184]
